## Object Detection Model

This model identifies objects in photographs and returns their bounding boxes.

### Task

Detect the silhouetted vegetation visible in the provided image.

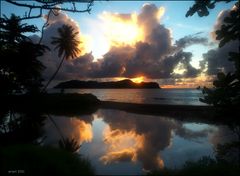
[0,14,48,95]
[55,79,160,89]
[0,13,96,175]
[186,0,232,17]
[148,140,240,176]
[5,0,94,20]
[2,93,100,116]
[0,111,46,146]
[0,144,95,176]
[187,1,240,107]
[42,24,81,91]
[147,156,239,176]
[59,138,82,153]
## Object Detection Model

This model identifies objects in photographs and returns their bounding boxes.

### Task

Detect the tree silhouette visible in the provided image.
[186,0,232,17]
[0,111,46,146]
[0,14,48,95]
[187,1,240,107]
[5,0,94,20]
[42,25,80,91]
[0,14,38,44]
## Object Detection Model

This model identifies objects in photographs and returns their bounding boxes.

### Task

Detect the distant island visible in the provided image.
[54,79,160,89]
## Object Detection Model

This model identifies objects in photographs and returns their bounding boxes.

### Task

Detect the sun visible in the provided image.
[131,76,145,83]
[100,12,144,47]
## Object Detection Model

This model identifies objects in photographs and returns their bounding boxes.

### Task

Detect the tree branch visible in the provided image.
[5,0,94,20]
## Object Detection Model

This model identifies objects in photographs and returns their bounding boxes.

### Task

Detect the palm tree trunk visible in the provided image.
[41,54,66,92]
[47,114,66,145]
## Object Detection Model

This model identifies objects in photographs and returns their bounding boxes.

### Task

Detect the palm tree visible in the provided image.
[0,14,38,44]
[42,25,80,91]
[0,14,47,94]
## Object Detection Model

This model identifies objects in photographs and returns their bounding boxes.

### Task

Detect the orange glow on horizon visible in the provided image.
[112,74,212,88]
[114,76,146,83]
[161,75,213,89]
[131,76,145,83]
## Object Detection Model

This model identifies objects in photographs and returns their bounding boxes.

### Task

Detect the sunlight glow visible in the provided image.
[173,63,186,75]
[78,34,92,55]
[157,7,165,19]
[114,76,146,83]
[74,119,93,143]
[100,126,144,164]
[131,76,145,83]
[100,12,144,47]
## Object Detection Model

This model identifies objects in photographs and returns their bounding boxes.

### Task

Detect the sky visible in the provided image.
[1,0,238,88]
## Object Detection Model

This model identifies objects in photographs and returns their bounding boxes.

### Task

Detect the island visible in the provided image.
[54,79,160,89]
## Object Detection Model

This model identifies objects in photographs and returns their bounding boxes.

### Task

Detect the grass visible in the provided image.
[0,144,95,176]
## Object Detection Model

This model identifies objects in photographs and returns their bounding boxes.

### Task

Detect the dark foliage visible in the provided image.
[186,0,232,17]
[59,137,82,153]
[187,1,240,107]
[0,14,48,95]
[0,144,95,176]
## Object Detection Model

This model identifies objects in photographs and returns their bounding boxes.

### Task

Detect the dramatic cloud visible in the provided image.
[175,33,208,50]
[38,4,207,84]
[37,10,91,82]
[201,41,238,75]
[201,6,239,75]
[87,4,206,79]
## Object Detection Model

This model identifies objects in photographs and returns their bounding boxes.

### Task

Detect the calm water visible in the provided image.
[51,88,206,105]
[43,109,237,175]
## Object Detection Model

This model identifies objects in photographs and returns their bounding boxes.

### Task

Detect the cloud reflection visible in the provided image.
[98,110,212,171]
[43,110,215,171]
[44,116,93,147]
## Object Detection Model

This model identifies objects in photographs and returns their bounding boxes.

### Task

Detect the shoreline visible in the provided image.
[100,101,215,121]
[2,93,238,124]
[100,101,240,124]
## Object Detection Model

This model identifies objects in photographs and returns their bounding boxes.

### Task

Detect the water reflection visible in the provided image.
[98,110,215,171]
[44,115,93,147]
[54,88,206,105]
[43,109,238,175]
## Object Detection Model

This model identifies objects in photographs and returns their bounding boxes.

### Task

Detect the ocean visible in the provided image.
[50,88,206,106]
